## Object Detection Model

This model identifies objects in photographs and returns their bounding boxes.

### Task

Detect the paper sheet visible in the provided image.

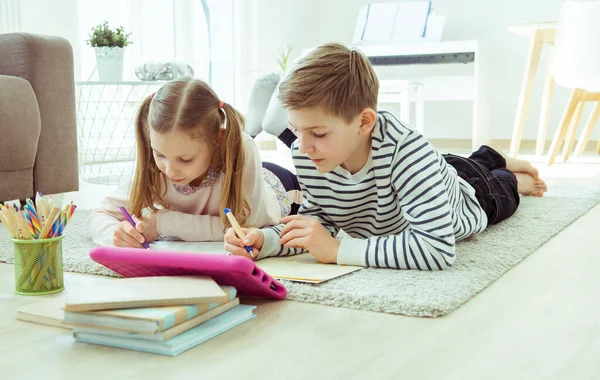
[256,254,362,284]
[149,241,226,254]
[361,2,398,41]
[392,1,431,41]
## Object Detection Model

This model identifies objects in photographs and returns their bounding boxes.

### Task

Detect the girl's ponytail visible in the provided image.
[218,103,251,228]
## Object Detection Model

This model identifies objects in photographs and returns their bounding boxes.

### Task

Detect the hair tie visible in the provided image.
[218,101,227,130]
[151,92,156,98]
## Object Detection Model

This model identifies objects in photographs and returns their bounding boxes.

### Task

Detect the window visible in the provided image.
[77,0,234,100]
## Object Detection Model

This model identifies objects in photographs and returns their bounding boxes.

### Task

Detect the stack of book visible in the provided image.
[18,276,256,356]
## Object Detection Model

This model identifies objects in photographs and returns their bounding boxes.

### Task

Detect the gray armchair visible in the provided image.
[0,33,79,202]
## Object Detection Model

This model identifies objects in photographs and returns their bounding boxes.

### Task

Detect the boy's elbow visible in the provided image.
[437,244,456,270]
[416,235,456,270]
[437,254,455,270]
[427,241,455,270]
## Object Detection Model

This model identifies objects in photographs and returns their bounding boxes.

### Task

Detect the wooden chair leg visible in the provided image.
[574,100,600,157]
[535,46,555,156]
[562,100,584,161]
[510,31,543,157]
[546,88,584,166]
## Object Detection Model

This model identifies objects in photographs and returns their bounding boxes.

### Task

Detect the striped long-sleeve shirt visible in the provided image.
[258,111,488,270]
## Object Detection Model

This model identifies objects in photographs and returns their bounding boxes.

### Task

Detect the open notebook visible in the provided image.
[256,253,362,283]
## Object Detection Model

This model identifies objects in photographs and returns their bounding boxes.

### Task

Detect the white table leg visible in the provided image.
[400,90,411,125]
[472,43,488,151]
[414,83,425,134]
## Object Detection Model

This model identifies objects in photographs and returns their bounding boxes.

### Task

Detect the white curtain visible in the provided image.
[77,0,234,100]
[0,0,21,33]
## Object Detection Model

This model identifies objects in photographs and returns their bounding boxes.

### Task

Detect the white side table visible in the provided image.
[75,81,162,185]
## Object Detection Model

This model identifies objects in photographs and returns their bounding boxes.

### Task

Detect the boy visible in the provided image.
[225,43,547,270]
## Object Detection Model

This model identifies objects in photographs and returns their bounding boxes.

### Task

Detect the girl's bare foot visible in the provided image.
[514,173,547,197]
[484,140,539,178]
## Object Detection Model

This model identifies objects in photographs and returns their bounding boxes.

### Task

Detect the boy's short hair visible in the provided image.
[278,42,379,123]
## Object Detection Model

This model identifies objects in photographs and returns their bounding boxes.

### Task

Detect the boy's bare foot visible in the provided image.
[484,140,539,179]
[514,173,547,197]
[506,157,539,179]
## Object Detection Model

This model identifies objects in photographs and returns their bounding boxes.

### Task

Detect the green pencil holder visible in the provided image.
[12,235,65,295]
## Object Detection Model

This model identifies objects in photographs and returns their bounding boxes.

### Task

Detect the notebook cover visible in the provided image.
[16,297,70,330]
[64,276,226,312]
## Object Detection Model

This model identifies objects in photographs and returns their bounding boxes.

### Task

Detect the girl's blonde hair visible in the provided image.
[130,77,251,229]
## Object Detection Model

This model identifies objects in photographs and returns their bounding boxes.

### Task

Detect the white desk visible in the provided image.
[357,40,477,64]
[355,40,484,150]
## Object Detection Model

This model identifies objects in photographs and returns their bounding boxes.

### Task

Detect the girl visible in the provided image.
[88,77,302,248]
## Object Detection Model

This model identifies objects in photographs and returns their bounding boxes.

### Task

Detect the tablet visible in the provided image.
[89,246,287,300]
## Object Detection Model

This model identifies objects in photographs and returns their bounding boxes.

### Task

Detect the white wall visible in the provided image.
[237,0,321,113]
[245,0,599,142]
[19,0,78,39]
[18,0,80,78]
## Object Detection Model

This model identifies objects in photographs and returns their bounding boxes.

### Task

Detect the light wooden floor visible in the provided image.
[1,156,600,379]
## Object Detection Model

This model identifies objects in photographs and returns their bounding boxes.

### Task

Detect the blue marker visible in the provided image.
[224,208,254,258]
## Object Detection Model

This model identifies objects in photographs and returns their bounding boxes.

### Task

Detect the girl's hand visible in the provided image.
[113,220,146,248]
[134,212,160,243]
[224,227,264,260]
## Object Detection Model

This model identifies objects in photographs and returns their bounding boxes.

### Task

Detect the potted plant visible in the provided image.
[276,44,294,74]
[87,21,132,81]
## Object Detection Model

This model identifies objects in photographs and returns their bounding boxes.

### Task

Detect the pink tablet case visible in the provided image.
[89,246,287,300]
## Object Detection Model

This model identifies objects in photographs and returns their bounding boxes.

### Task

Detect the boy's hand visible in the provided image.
[279,215,340,264]
[224,227,263,260]
[134,212,159,243]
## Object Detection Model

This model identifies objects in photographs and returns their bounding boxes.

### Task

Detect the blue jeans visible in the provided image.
[443,145,520,225]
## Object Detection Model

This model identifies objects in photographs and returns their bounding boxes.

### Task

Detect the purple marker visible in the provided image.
[119,206,150,249]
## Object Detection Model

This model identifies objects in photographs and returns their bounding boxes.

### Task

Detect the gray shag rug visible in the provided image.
[1,188,599,317]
